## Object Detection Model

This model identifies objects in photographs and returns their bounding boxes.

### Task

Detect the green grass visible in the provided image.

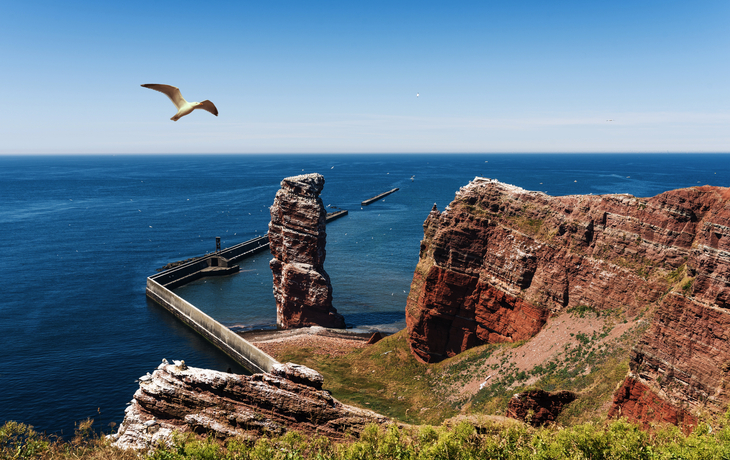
[464,317,648,425]
[277,308,651,427]
[682,277,695,296]
[277,330,455,425]
[5,417,730,459]
[666,264,686,284]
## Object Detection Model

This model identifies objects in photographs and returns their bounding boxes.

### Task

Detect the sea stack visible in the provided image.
[269,173,345,329]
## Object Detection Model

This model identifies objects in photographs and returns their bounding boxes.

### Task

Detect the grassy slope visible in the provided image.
[278,330,452,425]
[276,307,646,427]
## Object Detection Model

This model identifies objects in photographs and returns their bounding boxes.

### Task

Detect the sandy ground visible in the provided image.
[239,326,374,359]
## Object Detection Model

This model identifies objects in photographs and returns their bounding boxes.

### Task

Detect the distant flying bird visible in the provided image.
[416,92,419,97]
[141,84,218,121]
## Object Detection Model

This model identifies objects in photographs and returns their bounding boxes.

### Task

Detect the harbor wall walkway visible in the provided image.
[146,277,279,373]
[145,209,348,374]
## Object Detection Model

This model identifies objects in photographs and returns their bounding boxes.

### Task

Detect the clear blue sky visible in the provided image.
[1,1,728,154]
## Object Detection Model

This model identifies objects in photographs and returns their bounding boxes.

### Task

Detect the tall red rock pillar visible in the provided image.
[269,173,346,329]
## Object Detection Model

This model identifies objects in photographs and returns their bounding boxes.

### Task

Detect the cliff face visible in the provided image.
[269,173,345,329]
[112,361,388,449]
[406,178,730,425]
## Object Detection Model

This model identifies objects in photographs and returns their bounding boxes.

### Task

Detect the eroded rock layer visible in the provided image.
[269,173,345,329]
[506,390,576,426]
[608,375,697,433]
[112,361,388,450]
[406,177,730,424]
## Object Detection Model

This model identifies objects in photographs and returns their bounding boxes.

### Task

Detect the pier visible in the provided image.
[145,209,348,373]
[361,188,399,206]
[326,209,348,221]
[150,235,270,290]
[152,211,347,289]
[146,277,279,373]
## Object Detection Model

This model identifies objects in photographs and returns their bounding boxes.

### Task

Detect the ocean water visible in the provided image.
[1,153,728,437]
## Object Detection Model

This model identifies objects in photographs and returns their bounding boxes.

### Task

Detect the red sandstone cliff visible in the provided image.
[406,177,730,426]
[269,173,345,329]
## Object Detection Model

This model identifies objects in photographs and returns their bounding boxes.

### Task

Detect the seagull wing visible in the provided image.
[141,84,187,110]
[197,100,218,116]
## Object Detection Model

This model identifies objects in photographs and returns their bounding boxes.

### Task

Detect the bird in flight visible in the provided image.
[141,84,218,121]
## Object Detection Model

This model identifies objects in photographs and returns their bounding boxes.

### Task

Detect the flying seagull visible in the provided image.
[141,84,218,121]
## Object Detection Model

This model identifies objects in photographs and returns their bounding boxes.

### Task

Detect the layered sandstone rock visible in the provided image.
[406,177,730,424]
[608,375,697,433]
[112,361,388,449]
[506,390,576,426]
[269,173,345,329]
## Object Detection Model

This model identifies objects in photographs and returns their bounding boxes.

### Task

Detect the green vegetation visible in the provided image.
[0,419,136,460]
[5,417,730,459]
[682,277,695,296]
[462,203,492,218]
[276,311,648,427]
[468,333,631,425]
[666,264,686,284]
[567,304,598,318]
[277,330,454,425]
[463,316,649,426]
[515,217,543,235]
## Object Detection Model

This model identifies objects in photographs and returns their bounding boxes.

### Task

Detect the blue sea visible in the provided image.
[1,153,728,437]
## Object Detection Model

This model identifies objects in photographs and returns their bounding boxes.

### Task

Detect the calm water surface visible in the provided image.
[1,153,728,436]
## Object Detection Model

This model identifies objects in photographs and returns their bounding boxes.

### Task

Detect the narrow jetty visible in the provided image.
[145,208,349,374]
[326,209,348,221]
[151,210,348,289]
[361,188,399,206]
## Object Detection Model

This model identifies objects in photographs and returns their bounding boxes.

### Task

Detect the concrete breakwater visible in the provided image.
[147,235,277,373]
[145,208,348,373]
[154,212,347,289]
[152,235,270,289]
[326,209,348,221]
[146,277,279,373]
[361,188,399,206]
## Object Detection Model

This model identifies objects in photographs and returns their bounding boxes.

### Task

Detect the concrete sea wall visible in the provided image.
[146,277,278,374]
[146,212,348,374]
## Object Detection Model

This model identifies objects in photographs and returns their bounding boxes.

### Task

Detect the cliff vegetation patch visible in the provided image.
[5,416,730,459]
[271,308,649,428]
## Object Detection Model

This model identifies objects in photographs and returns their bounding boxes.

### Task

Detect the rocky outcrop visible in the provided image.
[608,375,697,432]
[406,177,730,425]
[112,361,388,450]
[269,173,345,329]
[615,288,730,424]
[506,390,576,426]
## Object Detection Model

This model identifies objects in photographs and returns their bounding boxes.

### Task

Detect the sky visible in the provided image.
[1,0,728,154]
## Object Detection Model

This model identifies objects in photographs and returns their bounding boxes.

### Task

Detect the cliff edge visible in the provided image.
[406,177,730,427]
[112,361,388,449]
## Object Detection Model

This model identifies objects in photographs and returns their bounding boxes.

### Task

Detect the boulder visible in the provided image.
[506,389,576,426]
